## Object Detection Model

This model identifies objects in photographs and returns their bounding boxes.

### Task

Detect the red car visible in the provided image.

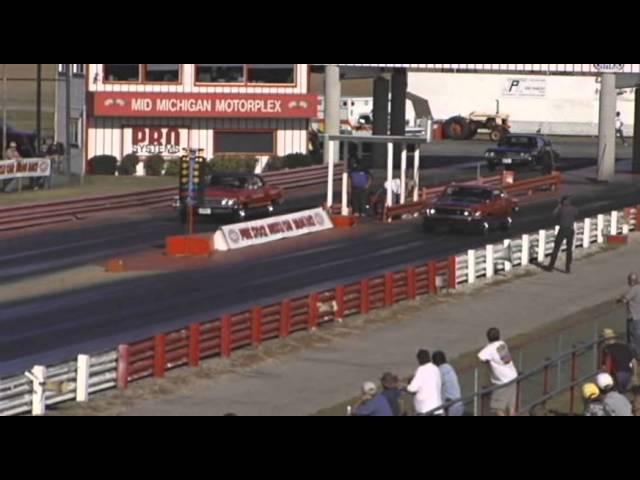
[423,184,518,235]
[180,172,284,223]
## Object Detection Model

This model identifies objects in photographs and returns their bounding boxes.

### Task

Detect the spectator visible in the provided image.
[617,272,640,359]
[631,386,640,417]
[352,381,393,417]
[406,349,443,416]
[478,327,519,416]
[349,160,372,217]
[4,141,21,160]
[546,196,578,274]
[596,373,633,416]
[582,382,611,417]
[432,351,464,416]
[380,372,404,417]
[615,112,628,147]
[601,328,635,393]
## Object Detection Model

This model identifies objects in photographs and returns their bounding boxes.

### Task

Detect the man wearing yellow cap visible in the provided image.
[582,383,611,417]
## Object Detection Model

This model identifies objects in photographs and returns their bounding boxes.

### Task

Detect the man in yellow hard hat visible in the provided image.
[582,383,611,417]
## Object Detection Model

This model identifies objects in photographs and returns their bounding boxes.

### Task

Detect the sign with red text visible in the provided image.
[0,158,51,180]
[94,93,319,118]
[219,208,333,250]
[122,126,190,156]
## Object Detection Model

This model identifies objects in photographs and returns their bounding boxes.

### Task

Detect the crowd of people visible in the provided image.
[350,320,640,417]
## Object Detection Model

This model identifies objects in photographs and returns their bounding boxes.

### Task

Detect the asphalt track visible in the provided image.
[0,139,637,374]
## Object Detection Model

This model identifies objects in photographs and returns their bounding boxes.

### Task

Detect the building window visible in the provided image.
[144,64,180,83]
[70,118,82,148]
[247,64,295,84]
[72,64,85,76]
[214,131,275,155]
[104,64,140,82]
[195,64,244,83]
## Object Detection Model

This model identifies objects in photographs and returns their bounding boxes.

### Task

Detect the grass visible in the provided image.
[0,176,177,206]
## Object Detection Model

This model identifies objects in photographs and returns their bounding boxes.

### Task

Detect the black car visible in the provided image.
[485,134,559,174]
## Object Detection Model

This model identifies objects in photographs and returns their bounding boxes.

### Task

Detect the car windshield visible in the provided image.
[444,187,492,201]
[499,136,536,148]
[209,176,247,189]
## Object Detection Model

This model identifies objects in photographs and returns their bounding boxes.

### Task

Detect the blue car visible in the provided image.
[485,134,558,174]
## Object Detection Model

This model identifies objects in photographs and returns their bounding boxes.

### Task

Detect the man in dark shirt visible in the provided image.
[601,328,636,393]
[547,196,578,274]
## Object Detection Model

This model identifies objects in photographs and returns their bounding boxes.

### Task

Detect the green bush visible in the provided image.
[89,155,117,175]
[208,155,257,173]
[145,155,165,176]
[164,159,180,176]
[118,154,139,176]
[265,153,322,172]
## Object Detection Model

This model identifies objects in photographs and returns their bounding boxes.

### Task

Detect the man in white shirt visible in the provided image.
[615,112,628,147]
[478,328,519,416]
[406,349,443,416]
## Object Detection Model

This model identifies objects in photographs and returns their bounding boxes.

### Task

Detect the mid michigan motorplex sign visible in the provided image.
[92,93,319,118]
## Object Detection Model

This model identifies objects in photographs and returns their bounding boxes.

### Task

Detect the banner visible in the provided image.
[0,158,51,180]
[219,208,334,250]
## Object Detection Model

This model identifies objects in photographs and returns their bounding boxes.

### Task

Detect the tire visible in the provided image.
[465,121,480,140]
[487,162,497,173]
[444,116,471,140]
[501,216,513,232]
[489,127,507,142]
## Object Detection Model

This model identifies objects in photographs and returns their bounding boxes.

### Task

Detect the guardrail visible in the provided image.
[2,206,637,415]
[0,188,176,231]
[0,351,116,416]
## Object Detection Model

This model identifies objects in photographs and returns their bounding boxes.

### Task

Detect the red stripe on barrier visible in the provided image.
[154,334,166,378]
[189,324,201,367]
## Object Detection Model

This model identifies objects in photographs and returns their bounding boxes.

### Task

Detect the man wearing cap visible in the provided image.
[596,373,632,416]
[618,272,640,360]
[546,196,578,274]
[582,383,611,417]
[4,141,21,160]
[352,381,393,417]
[601,328,636,393]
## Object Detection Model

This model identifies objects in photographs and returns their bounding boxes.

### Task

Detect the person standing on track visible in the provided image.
[546,196,578,274]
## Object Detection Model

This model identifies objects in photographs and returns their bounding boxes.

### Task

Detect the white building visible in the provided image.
[86,64,318,165]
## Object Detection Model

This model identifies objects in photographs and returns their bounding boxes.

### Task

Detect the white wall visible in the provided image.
[408,72,636,136]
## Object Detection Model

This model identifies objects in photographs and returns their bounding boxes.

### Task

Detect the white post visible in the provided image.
[597,214,605,243]
[76,354,90,403]
[538,229,547,264]
[326,136,334,210]
[521,234,530,266]
[27,366,47,416]
[341,141,349,216]
[468,249,476,284]
[386,142,393,207]
[413,147,420,202]
[583,218,591,249]
[623,223,630,235]
[503,239,512,272]
[610,210,618,235]
[486,244,494,279]
[400,144,407,204]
